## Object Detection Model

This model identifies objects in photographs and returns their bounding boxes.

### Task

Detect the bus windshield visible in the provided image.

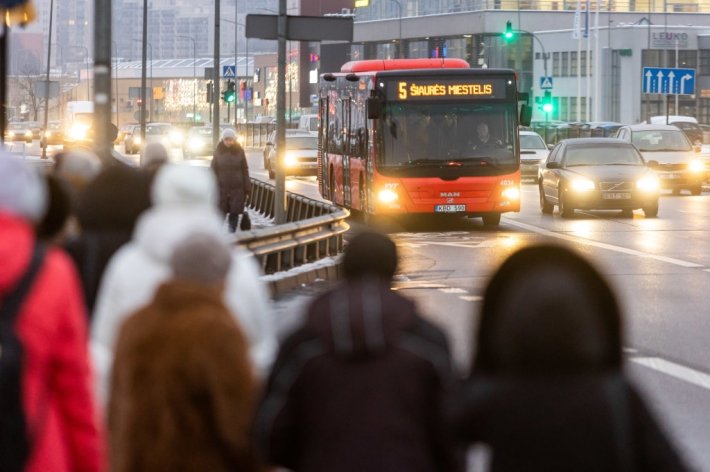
[380,102,518,172]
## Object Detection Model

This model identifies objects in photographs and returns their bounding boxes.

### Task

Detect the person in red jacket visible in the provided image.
[0,154,104,472]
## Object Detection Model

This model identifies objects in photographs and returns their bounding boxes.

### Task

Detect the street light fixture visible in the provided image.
[176,35,197,123]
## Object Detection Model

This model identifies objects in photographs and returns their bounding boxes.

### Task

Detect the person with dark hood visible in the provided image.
[450,244,688,471]
[108,232,265,472]
[211,128,251,232]
[254,230,464,472]
[36,174,73,244]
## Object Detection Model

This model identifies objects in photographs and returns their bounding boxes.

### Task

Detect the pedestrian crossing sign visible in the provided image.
[223,66,236,78]
[540,76,553,90]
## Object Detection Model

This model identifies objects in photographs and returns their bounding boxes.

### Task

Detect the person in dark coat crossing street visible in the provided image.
[211,128,251,232]
[254,230,464,472]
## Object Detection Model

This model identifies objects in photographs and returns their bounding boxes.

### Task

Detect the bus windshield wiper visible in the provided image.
[447,157,503,169]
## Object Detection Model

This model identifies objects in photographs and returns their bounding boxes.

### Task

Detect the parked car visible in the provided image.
[123,126,142,154]
[589,121,623,138]
[40,121,64,147]
[5,122,34,143]
[266,132,318,179]
[115,123,139,145]
[519,130,550,181]
[615,123,704,195]
[539,138,660,218]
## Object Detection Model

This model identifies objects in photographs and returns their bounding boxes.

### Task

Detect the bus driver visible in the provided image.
[471,121,503,149]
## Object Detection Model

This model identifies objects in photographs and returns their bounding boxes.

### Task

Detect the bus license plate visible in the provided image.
[435,204,466,212]
[603,192,630,200]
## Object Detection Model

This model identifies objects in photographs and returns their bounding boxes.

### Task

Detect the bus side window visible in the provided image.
[357,127,367,158]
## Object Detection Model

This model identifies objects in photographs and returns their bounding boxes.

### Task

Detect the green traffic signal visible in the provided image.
[542,90,554,113]
[223,80,236,103]
[542,102,553,113]
[503,21,515,41]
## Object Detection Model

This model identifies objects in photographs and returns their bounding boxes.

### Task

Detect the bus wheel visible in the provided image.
[482,213,501,227]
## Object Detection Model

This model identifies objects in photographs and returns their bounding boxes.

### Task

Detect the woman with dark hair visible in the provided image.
[450,244,687,471]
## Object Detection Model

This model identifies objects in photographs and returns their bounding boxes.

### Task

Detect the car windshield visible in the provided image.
[631,130,691,151]
[285,136,318,150]
[190,128,212,137]
[564,144,644,166]
[520,134,546,150]
[146,125,171,135]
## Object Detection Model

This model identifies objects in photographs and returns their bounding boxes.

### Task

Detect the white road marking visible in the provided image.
[631,357,710,391]
[504,218,705,269]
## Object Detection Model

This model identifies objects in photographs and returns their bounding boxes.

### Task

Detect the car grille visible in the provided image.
[598,181,633,191]
[652,163,686,172]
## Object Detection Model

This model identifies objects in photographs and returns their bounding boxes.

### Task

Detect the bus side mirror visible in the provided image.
[519,104,532,127]
[367,97,382,119]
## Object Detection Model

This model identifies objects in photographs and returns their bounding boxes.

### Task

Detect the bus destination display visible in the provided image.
[389,78,508,101]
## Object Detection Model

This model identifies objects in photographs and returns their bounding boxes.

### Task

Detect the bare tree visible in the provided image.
[15,65,46,121]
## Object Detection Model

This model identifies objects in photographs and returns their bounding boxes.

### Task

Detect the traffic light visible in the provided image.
[542,90,554,113]
[223,80,236,103]
[503,21,515,41]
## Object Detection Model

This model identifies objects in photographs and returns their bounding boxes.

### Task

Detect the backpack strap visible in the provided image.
[0,244,46,328]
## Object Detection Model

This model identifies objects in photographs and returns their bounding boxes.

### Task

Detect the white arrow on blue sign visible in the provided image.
[642,67,695,95]
[222,65,236,78]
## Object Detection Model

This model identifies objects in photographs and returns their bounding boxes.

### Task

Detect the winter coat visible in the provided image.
[108,280,263,472]
[64,163,151,314]
[254,277,464,472]
[91,202,276,403]
[211,141,251,215]
[0,212,104,472]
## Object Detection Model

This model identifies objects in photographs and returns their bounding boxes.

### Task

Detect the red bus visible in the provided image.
[317,58,530,226]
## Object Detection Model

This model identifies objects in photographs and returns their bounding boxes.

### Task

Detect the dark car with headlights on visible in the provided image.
[539,138,660,218]
[183,126,213,159]
[615,123,704,195]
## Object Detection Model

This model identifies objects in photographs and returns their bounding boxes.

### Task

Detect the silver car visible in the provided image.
[519,130,550,181]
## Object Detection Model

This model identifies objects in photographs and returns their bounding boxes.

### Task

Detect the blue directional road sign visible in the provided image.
[222,65,236,78]
[642,67,695,95]
[540,76,553,90]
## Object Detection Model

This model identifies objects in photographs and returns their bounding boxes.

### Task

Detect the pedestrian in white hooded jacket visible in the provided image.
[91,164,277,404]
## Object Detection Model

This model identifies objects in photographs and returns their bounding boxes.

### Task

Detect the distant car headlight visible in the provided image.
[636,176,660,192]
[688,159,704,173]
[237,134,245,145]
[570,178,595,192]
[169,129,184,145]
[378,188,399,203]
[133,136,142,145]
[188,137,205,151]
[284,152,298,167]
[44,131,52,138]
[69,125,88,140]
[24,130,33,138]
[501,187,520,200]
[8,131,15,138]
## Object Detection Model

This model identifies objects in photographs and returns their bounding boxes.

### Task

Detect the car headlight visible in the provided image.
[8,131,15,138]
[284,152,298,167]
[636,176,660,192]
[169,130,184,145]
[570,178,595,192]
[688,159,704,173]
[188,138,205,151]
[237,134,245,145]
[501,187,520,200]
[378,188,399,203]
[69,125,88,140]
[44,131,52,138]
[133,136,142,145]
[24,130,33,137]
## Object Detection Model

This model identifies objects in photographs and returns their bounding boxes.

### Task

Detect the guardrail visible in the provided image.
[236,177,349,274]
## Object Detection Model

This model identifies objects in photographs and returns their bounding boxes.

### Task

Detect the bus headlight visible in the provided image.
[378,188,399,204]
[570,178,595,192]
[636,176,660,192]
[688,159,704,173]
[501,187,520,200]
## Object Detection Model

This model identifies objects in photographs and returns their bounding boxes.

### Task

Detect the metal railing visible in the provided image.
[235,178,349,274]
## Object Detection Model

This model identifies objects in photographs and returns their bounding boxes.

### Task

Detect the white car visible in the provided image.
[519,130,550,181]
[266,133,318,179]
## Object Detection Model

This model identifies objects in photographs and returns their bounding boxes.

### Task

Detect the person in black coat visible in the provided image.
[450,244,688,471]
[254,231,464,472]
[211,128,251,232]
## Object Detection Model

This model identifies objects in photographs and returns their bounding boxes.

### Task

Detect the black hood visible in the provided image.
[473,244,623,376]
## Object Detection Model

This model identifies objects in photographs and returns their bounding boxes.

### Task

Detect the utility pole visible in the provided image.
[213,0,220,149]
[94,0,113,164]
[41,0,54,159]
[140,0,148,142]
[275,0,287,223]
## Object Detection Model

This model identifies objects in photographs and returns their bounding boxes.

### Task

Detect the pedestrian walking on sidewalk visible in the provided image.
[211,128,251,232]
[108,232,265,472]
[449,244,688,471]
[0,154,104,472]
[254,230,464,472]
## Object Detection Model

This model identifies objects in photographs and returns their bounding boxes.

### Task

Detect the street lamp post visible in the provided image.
[112,40,119,128]
[176,35,197,123]
[132,39,153,125]
[389,0,403,58]
[223,18,245,124]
